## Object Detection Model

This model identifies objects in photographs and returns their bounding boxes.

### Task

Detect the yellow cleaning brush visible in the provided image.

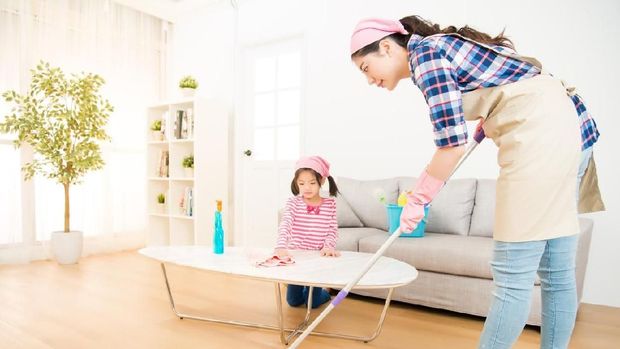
[397,191,408,207]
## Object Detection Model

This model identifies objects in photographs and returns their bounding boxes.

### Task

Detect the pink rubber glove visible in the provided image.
[400,170,444,233]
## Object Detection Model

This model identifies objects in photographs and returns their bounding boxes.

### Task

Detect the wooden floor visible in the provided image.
[0,251,618,349]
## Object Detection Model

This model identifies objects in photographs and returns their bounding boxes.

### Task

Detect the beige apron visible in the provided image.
[424,34,603,241]
[578,154,605,213]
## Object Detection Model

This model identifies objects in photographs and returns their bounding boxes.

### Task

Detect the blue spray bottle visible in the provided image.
[213,200,224,254]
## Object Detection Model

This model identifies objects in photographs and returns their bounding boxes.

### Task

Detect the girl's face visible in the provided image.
[351,39,409,91]
[296,170,323,200]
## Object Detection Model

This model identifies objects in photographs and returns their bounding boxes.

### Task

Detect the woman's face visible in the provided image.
[351,39,407,91]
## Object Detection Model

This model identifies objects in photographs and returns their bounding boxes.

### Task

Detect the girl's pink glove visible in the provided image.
[400,170,444,233]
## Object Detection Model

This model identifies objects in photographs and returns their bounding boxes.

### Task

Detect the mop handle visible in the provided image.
[289,126,486,349]
[449,123,486,179]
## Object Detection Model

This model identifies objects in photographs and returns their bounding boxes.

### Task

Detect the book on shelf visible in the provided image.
[187,108,194,139]
[161,111,168,140]
[181,110,188,139]
[174,110,183,139]
[179,186,194,217]
[173,109,194,140]
[186,186,193,216]
[158,150,169,177]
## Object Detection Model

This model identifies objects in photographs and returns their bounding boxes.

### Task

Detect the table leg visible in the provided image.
[283,285,314,344]
[275,283,285,344]
[161,262,283,331]
[285,287,395,344]
[161,263,394,344]
[161,262,180,317]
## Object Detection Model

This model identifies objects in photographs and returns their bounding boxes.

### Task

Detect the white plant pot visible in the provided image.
[50,231,83,265]
[184,167,194,178]
[180,87,196,97]
[151,131,163,141]
[157,203,166,214]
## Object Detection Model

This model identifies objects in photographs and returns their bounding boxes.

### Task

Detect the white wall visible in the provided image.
[171,0,620,307]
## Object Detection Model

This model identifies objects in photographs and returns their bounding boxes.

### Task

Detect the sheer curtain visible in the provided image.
[0,0,168,262]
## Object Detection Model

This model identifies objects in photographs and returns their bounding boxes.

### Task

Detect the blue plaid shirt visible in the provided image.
[408,34,599,150]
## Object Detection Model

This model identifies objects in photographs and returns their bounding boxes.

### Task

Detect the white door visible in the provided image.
[235,38,303,248]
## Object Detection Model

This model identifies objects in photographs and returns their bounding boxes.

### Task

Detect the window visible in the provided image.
[251,44,302,161]
[0,142,22,244]
[0,1,163,259]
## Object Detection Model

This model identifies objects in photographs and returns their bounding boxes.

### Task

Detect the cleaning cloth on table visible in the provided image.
[255,255,295,267]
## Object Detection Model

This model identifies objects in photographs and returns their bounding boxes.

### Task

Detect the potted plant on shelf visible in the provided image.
[157,193,166,214]
[0,61,112,264]
[182,154,194,177]
[150,119,163,141]
[179,75,198,97]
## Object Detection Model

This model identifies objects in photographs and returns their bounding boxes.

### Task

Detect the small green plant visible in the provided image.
[179,76,198,89]
[150,119,161,131]
[157,193,166,204]
[182,154,194,169]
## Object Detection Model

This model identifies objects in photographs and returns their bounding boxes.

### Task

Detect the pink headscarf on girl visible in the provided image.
[350,18,409,54]
[295,156,330,178]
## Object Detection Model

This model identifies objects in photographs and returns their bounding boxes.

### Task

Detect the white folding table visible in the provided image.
[139,246,418,345]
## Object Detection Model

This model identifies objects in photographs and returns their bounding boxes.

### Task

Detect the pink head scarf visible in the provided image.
[350,18,409,55]
[295,156,330,178]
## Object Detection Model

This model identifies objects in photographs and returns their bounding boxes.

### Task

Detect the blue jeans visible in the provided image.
[479,148,592,349]
[479,235,579,349]
[286,284,331,309]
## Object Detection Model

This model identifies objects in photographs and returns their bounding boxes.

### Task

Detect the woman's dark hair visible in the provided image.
[291,168,339,197]
[352,15,515,58]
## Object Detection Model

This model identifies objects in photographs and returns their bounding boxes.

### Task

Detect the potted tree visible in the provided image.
[150,119,163,141]
[0,62,112,264]
[182,154,194,178]
[179,75,198,97]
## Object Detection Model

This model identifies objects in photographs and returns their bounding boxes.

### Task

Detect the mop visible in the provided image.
[288,125,486,348]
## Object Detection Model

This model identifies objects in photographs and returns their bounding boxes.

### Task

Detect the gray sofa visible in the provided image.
[333,177,593,326]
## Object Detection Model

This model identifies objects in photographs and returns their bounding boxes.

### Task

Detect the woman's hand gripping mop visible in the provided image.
[288,124,486,348]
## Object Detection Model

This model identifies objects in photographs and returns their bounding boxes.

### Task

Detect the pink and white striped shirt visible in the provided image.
[276,196,338,250]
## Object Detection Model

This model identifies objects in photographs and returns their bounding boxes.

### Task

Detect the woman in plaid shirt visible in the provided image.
[350,16,603,349]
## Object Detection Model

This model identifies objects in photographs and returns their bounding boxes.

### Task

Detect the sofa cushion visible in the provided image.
[469,179,496,237]
[337,177,399,231]
[398,177,477,236]
[335,227,386,252]
[336,194,364,228]
[359,232,495,280]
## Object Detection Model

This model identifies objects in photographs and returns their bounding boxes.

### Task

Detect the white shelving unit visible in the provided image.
[146,98,229,246]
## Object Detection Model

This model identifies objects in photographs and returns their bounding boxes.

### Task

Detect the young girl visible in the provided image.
[275,155,340,309]
[350,15,603,349]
